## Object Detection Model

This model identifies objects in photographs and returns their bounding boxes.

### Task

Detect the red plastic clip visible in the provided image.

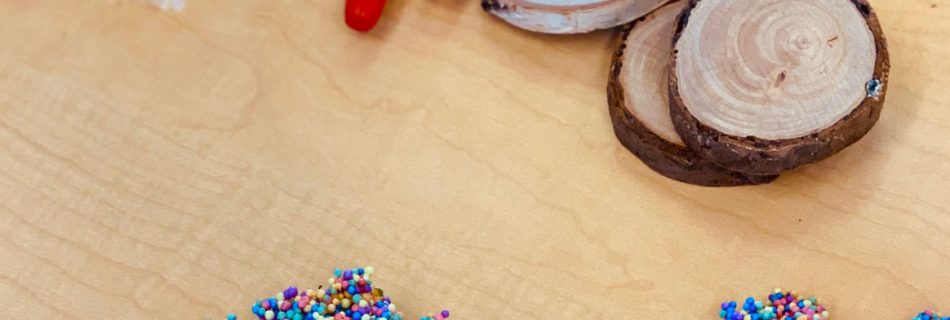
[345,0,388,32]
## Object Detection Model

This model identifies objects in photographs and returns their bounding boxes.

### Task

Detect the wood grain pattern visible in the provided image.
[0,0,947,318]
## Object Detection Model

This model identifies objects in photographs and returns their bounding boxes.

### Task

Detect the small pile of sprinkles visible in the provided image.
[913,310,950,320]
[239,267,449,320]
[719,289,828,320]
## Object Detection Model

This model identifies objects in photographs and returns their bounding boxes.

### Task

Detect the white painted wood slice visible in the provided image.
[482,0,669,34]
[608,1,777,186]
[669,0,890,175]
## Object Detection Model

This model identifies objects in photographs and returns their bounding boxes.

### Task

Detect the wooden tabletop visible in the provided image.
[1,0,947,318]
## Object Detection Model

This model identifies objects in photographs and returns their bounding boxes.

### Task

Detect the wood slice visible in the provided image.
[608,1,777,187]
[669,0,890,175]
[482,0,669,34]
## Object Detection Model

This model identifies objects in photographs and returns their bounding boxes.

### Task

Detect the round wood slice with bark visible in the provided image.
[482,0,669,34]
[608,1,777,187]
[669,0,890,175]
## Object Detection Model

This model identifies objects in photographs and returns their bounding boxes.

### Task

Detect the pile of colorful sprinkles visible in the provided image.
[719,289,828,320]
[913,310,950,320]
[235,267,448,320]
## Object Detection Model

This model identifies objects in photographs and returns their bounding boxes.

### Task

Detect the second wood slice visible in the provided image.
[608,1,777,186]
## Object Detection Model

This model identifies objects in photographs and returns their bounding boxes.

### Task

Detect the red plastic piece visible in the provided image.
[345,0,387,32]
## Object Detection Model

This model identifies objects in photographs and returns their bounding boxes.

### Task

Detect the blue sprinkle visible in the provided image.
[867,79,883,98]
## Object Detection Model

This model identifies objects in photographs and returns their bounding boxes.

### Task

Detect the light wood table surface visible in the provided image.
[1,0,947,318]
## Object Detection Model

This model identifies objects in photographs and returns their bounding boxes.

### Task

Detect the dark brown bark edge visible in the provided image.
[481,0,508,12]
[668,0,890,176]
[608,13,778,187]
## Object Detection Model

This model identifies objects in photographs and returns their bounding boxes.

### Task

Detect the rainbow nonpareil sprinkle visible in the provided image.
[913,310,950,320]
[719,289,828,320]
[234,267,448,320]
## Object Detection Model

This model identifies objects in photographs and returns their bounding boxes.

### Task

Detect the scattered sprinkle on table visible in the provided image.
[719,289,828,320]
[913,310,950,320]
[234,266,448,320]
